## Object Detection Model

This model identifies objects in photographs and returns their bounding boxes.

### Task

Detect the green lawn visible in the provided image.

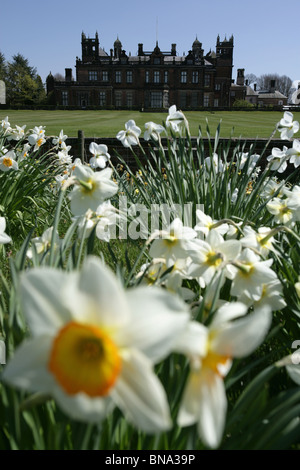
[2,109,299,139]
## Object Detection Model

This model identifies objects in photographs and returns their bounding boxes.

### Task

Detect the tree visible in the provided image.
[6,54,45,105]
[0,51,8,82]
[53,73,64,81]
[245,73,257,86]
[256,74,292,97]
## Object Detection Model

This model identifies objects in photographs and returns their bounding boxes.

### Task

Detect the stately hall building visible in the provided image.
[46,32,235,109]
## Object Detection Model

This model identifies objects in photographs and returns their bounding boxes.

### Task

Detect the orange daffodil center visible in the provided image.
[3,157,13,168]
[49,321,121,397]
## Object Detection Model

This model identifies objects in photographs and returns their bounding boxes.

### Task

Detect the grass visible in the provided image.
[2,109,300,139]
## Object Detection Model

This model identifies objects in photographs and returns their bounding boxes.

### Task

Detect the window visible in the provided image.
[204,74,210,87]
[102,71,108,82]
[154,71,160,83]
[230,91,236,97]
[153,57,161,65]
[191,92,198,107]
[192,71,198,84]
[88,71,97,81]
[215,83,221,91]
[127,92,133,107]
[214,98,219,108]
[115,71,121,83]
[115,92,122,107]
[99,92,106,106]
[180,92,187,108]
[150,92,162,108]
[204,94,210,107]
[164,71,168,84]
[62,91,68,106]
[126,70,133,83]
[145,71,149,83]
[181,71,187,83]
[278,100,283,105]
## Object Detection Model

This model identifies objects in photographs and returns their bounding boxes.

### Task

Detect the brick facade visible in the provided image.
[46,32,234,110]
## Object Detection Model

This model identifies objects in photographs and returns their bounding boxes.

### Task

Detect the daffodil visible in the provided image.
[52,130,68,149]
[149,218,197,261]
[165,105,189,135]
[69,165,118,216]
[116,120,141,147]
[176,302,272,448]
[186,230,241,286]
[227,248,277,301]
[144,122,165,141]
[89,142,111,169]
[0,217,11,244]
[27,227,61,260]
[277,111,299,140]
[0,150,18,172]
[194,209,228,238]
[3,257,189,431]
[28,126,46,151]
[266,197,294,224]
[267,147,288,173]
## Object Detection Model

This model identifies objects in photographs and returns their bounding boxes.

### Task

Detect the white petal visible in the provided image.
[53,386,112,423]
[177,369,202,427]
[119,286,189,362]
[174,321,208,357]
[286,364,300,385]
[20,269,74,336]
[211,302,248,327]
[112,349,171,433]
[197,368,227,448]
[60,257,129,327]
[212,306,272,358]
[2,336,54,393]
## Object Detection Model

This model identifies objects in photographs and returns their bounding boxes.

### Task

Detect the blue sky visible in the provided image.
[1,0,299,85]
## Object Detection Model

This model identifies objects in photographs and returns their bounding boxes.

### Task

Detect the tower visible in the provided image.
[114,37,122,59]
[81,31,99,63]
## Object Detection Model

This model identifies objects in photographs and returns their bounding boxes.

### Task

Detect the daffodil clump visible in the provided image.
[0,109,300,450]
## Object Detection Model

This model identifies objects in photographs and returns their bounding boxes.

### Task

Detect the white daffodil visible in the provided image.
[286,139,300,168]
[277,111,300,140]
[17,143,31,162]
[238,152,260,175]
[194,209,228,238]
[52,130,68,149]
[266,197,294,225]
[7,124,26,141]
[176,302,272,448]
[76,201,119,241]
[116,120,141,147]
[0,150,18,172]
[89,142,111,169]
[1,116,11,134]
[0,217,11,244]
[238,279,286,313]
[149,218,197,262]
[286,186,300,221]
[260,178,283,200]
[240,226,278,257]
[144,122,165,141]
[27,126,46,151]
[69,165,118,216]
[267,147,288,173]
[165,105,189,135]
[204,153,224,174]
[3,256,189,432]
[227,248,277,301]
[27,227,61,260]
[186,230,241,286]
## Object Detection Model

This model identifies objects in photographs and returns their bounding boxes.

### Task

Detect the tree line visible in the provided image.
[245,73,293,99]
[0,52,46,106]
